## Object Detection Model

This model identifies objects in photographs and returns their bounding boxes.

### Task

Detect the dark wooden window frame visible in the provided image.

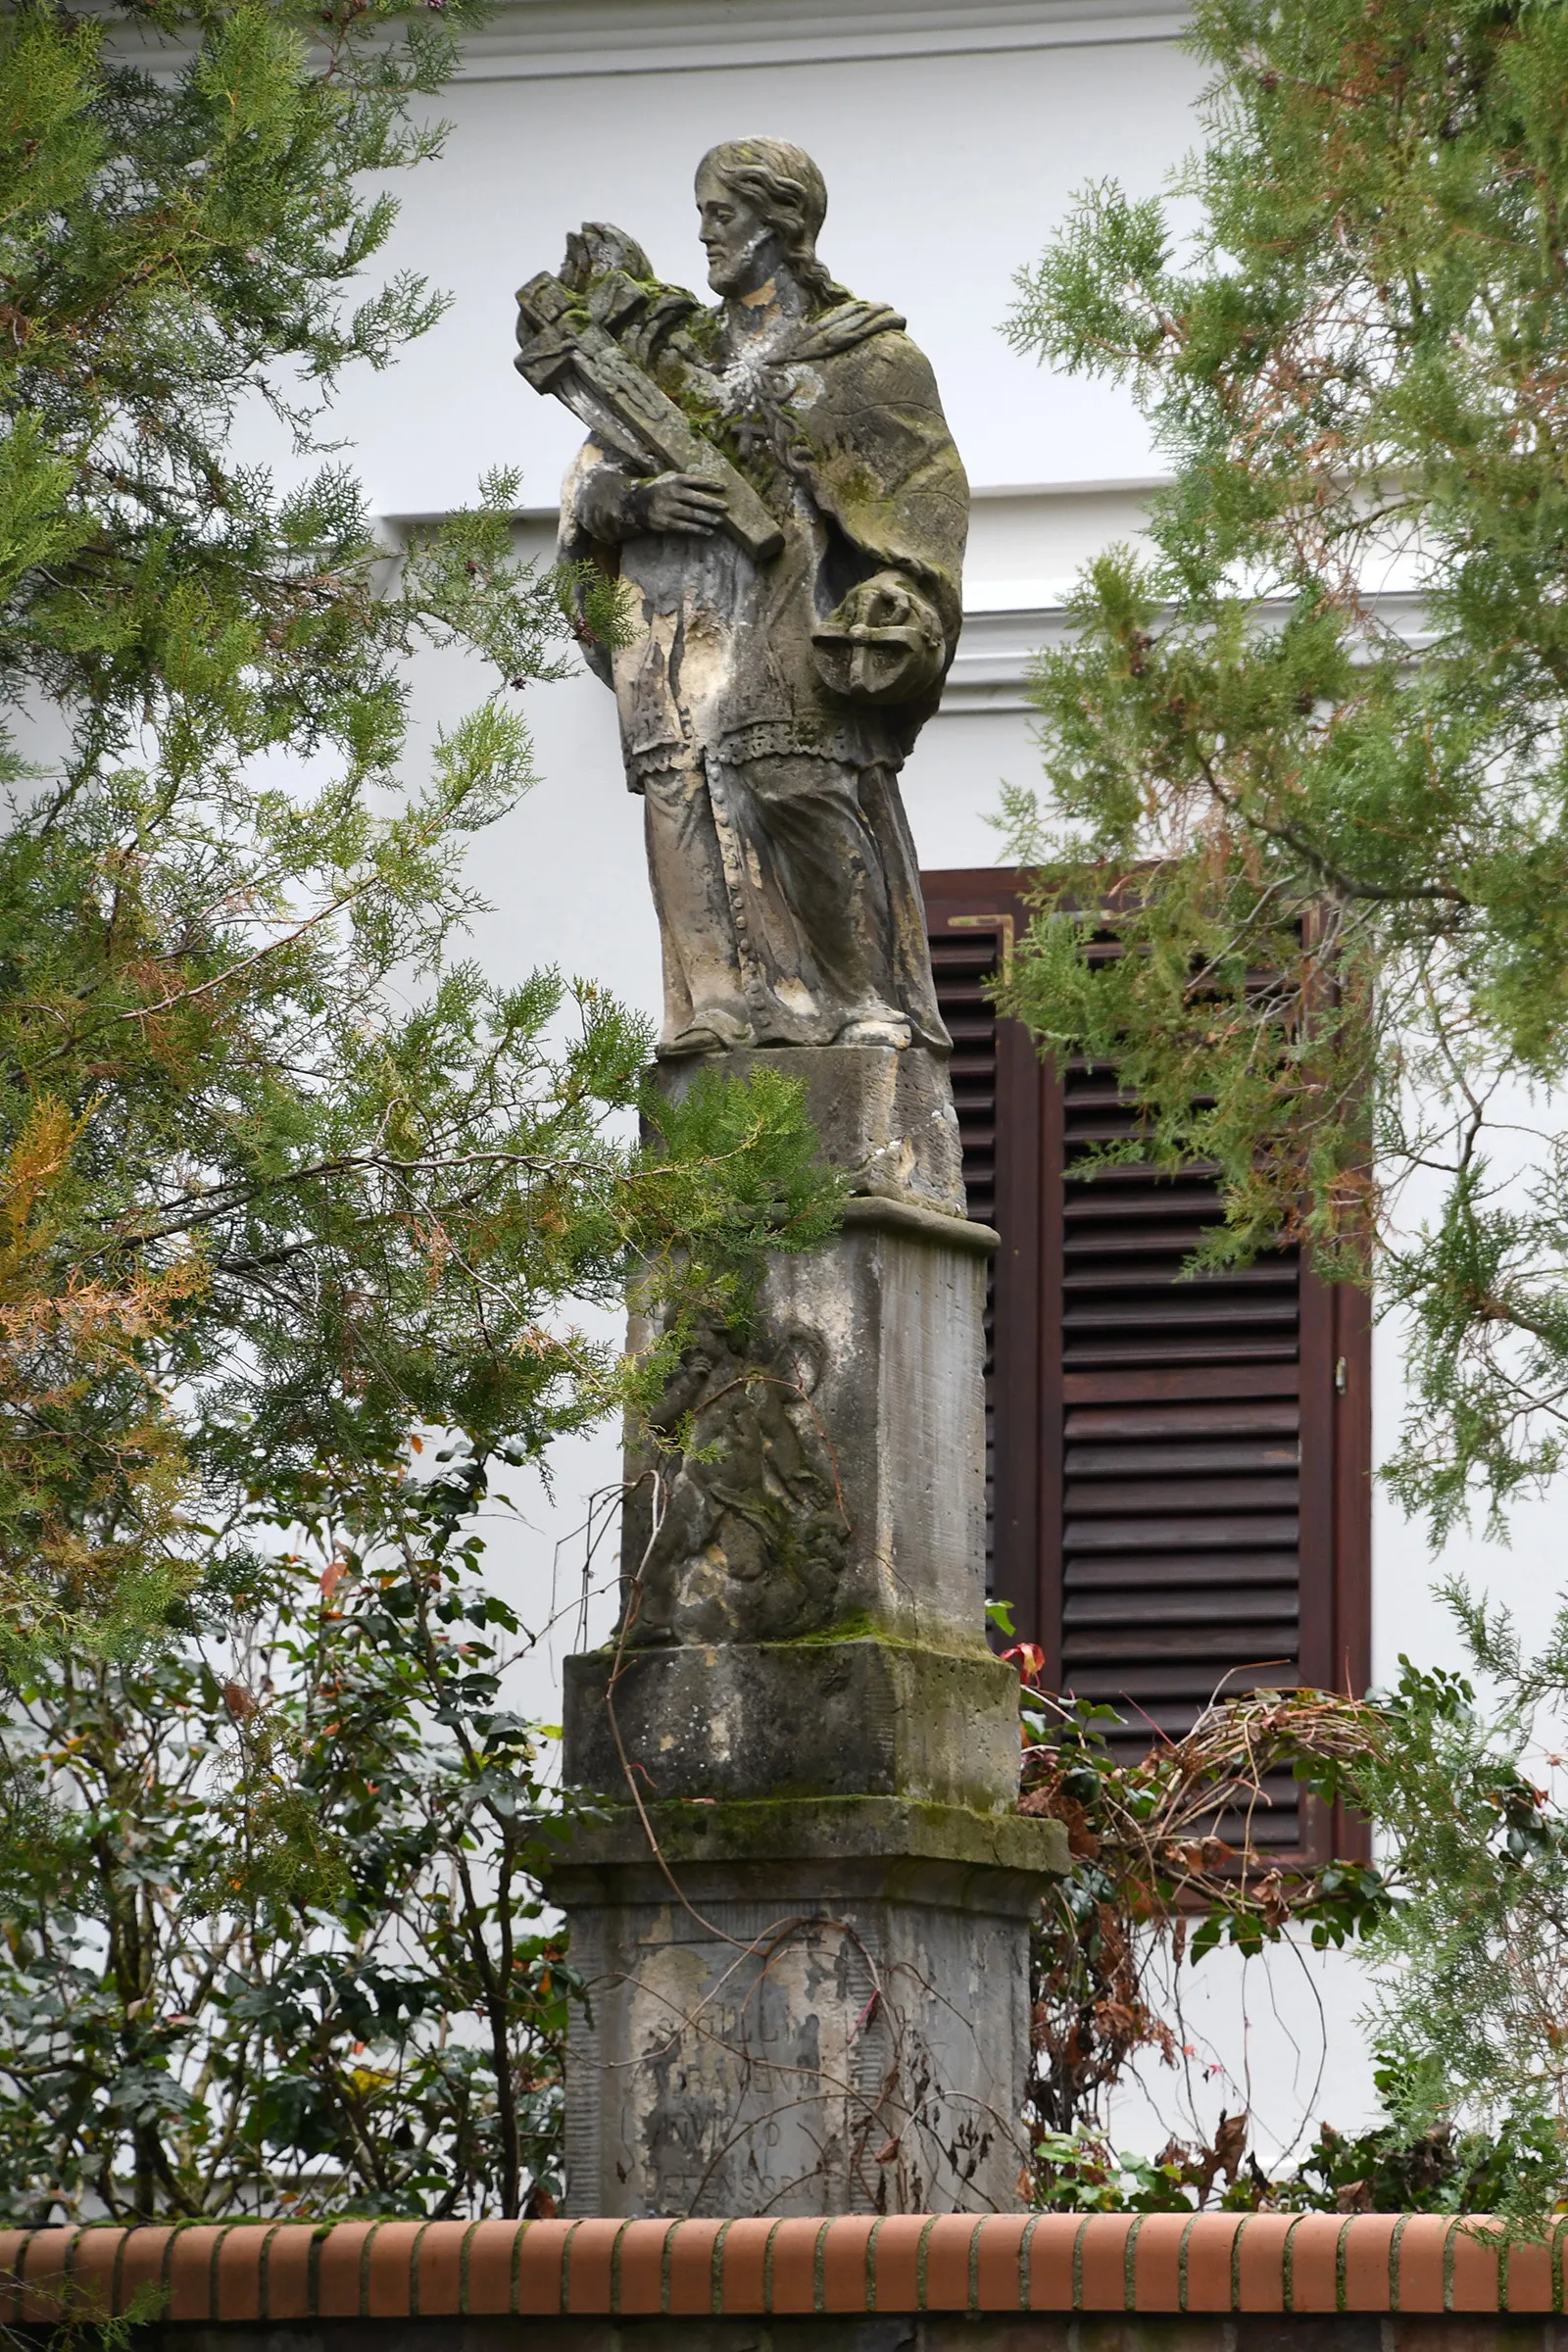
[923,865,1372,1867]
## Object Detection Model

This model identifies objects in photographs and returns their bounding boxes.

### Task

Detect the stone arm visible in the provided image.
[557,444,731,690]
[517,268,781,562]
[571,457,729,543]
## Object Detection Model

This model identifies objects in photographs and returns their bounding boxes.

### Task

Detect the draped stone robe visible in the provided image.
[560,296,968,1053]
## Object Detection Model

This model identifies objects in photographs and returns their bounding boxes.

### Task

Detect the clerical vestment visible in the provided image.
[561,298,968,1053]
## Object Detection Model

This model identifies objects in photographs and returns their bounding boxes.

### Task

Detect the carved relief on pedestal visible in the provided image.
[620,1313,850,1646]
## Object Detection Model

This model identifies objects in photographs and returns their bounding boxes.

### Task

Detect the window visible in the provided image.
[923,867,1372,1861]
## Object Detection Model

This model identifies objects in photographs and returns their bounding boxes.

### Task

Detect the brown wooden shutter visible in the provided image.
[923,866,1371,1865]
[924,872,1049,1626]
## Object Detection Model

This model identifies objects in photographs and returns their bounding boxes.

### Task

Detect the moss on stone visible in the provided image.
[547,1791,1069,1880]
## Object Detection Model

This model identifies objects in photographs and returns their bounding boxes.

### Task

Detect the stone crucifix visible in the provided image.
[515,136,968,1061]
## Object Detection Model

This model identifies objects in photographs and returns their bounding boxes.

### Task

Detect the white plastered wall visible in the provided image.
[350,0,1565,2158]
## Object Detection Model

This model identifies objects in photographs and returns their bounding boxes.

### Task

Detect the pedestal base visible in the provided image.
[555,1043,1060,2218]
[548,1799,1066,2219]
[564,1637,1024,1810]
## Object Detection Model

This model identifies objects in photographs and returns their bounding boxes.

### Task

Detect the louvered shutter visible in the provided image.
[924,873,1049,1625]
[923,867,1371,1865]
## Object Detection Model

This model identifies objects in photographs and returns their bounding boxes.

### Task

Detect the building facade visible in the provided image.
[363,0,1561,2163]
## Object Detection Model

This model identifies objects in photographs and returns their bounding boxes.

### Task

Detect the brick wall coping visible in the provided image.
[0,2215,1561,2327]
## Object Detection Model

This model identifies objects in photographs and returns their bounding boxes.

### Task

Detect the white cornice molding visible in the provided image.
[378,500,1429,716]
[453,0,1192,82]
[972,475,1173,502]
[99,0,1192,92]
[938,605,1060,713]
[936,587,1435,715]
[382,473,1172,529]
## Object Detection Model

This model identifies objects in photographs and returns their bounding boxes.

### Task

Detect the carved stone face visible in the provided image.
[695,166,784,299]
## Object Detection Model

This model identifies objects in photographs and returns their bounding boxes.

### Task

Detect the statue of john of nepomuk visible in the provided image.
[515,138,969,1060]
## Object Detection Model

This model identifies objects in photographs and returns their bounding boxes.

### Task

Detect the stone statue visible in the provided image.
[520,150,1060,2230]
[515,137,969,1059]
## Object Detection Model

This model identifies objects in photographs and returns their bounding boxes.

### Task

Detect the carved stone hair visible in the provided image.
[696,138,845,307]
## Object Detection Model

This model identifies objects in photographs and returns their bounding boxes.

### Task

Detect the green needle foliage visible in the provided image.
[0,0,843,2220]
[1346,1587,1568,2187]
[0,0,839,1652]
[1002,0,1568,1539]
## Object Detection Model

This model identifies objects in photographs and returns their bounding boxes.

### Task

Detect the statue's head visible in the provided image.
[694,138,837,305]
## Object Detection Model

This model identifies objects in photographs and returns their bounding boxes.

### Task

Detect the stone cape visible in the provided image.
[774,300,968,725]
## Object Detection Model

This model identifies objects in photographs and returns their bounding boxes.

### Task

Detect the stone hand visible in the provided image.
[832,572,931,636]
[627,471,728,535]
[812,570,945,706]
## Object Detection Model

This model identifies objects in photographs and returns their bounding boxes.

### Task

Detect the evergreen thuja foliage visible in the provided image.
[1013,1619,1568,2217]
[0,0,844,2215]
[0,0,838,1653]
[1339,1584,1568,2194]
[1003,0,1568,1538]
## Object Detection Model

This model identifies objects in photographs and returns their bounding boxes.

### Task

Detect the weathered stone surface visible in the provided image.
[617,1202,994,1651]
[521,139,1051,2225]
[549,1793,1069,1879]
[552,1168,1030,2221]
[555,1173,1049,2218]
[520,140,967,1061]
[552,1058,1035,2220]
[552,1846,1044,2218]
[563,1639,1024,1811]
[653,1043,967,1213]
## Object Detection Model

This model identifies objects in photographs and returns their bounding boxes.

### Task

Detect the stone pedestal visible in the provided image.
[612,1190,998,1653]
[547,1045,1066,2218]
[654,1043,966,1216]
[554,1803,1055,2217]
